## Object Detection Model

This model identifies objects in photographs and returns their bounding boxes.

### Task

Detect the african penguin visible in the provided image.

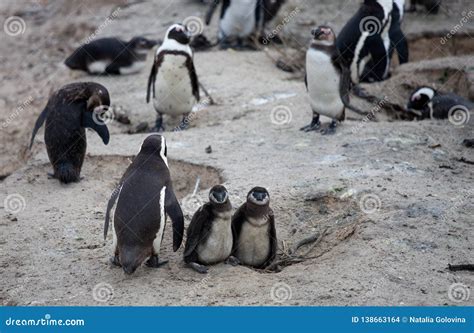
[65,36,158,75]
[183,185,236,274]
[362,0,408,81]
[231,187,277,269]
[406,86,474,120]
[206,0,259,48]
[104,135,184,275]
[336,0,393,84]
[301,26,368,134]
[256,0,286,44]
[29,82,110,184]
[146,24,200,132]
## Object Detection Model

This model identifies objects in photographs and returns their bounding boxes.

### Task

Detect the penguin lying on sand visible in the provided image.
[301,26,368,134]
[406,86,473,120]
[65,36,158,75]
[104,135,184,275]
[184,185,236,274]
[146,24,200,132]
[232,187,277,269]
[29,82,110,184]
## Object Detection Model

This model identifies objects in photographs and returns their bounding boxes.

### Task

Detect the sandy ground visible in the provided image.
[0,0,473,306]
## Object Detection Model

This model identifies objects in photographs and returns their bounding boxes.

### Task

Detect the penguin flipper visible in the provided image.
[187,57,200,101]
[264,210,278,268]
[339,67,368,116]
[391,28,409,64]
[104,183,123,241]
[81,111,110,145]
[165,186,184,252]
[363,36,389,82]
[231,203,247,255]
[29,106,48,149]
[146,53,163,103]
[183,203,213,260]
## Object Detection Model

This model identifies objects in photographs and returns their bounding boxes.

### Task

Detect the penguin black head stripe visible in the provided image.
[167,24,191,45]
[29,82,111,183]
[407,86,435,113]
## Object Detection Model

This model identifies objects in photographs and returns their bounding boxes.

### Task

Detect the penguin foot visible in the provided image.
[320,124,337,135]
[225,256,240,266]
[145,255,168,268]
[109,255,121,267]
[188,262,209,274]
[150,126,165,133]
[300,121,321,132]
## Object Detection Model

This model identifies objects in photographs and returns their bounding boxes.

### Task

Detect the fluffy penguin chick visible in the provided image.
[232,187,277,269]
[184,185,234,274]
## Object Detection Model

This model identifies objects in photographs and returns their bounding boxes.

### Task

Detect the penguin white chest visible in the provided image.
[197,212,233,264]
[219,0,257,38]
[306,48,343,118]
[235,218,270,267]
[153,54,195,116]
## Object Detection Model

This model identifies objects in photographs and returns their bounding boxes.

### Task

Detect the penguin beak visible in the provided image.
[252,192,267,202]
[212,191,227,203]
[311,28,323,39]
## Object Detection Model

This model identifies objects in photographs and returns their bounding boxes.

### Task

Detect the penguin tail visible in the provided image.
[56,163,80,184]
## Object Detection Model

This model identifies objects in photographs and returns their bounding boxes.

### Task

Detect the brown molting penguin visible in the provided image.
[104,135,184,275]
[231,187,277,269]
[184,185,235,274]
[29,82,110,184]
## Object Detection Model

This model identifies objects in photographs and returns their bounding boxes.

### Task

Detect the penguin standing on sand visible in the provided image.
[29,82,110,184]
[336,0,393,84]
[146,24,200,131]
[406,86,473,121]
[301,26,367,134]
[104,135,184,275]
[389,0,409,65]
[65,36,158,75]
[184,185,236,274]
[232,187,277,269]
[206,0,259,48]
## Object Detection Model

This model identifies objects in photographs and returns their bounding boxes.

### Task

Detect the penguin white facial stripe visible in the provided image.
[153,186,167,256]
[413,88,435,101]
[157,39,192,56]
[351,32,369,83]
[160,136,169,168]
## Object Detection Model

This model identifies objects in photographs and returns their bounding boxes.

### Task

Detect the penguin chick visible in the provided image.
[232,187,277,269]
[29,82,110,183]
[183,185,234,274]
[146,24,200,132]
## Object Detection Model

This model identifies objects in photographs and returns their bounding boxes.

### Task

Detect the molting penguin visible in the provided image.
[146,24,200,132]
[103,135,184,275]
[336,0,393,84]
[231,187,277,269]
[206,0,259,48]
[29,82,110,184]
[65,36,158,75]
[301,26,367,134]
[406,86,473,121]
[183,185,235,274]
